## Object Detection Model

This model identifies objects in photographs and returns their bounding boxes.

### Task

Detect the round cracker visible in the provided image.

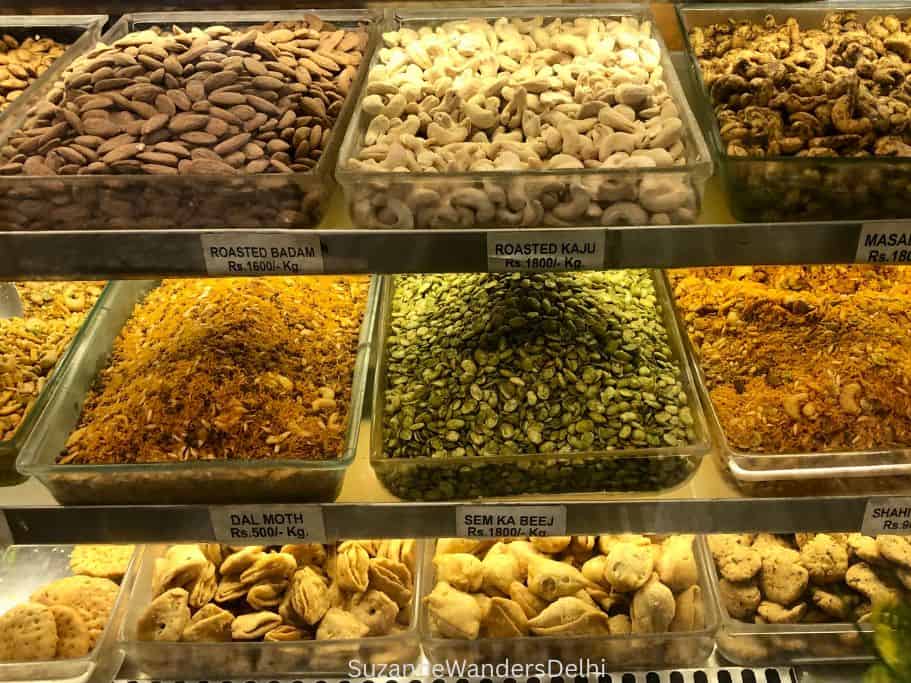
[70,545,135,581]
[49,605,91,659]
[0,602,58,661]
[31,576,119,648]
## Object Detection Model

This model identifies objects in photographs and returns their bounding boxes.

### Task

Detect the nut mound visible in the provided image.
[691,12,911,159]
[348,14,699,229]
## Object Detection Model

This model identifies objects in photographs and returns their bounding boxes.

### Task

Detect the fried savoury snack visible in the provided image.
[671,266,911,453]
[0,282,103,441]
[60,277,368,464]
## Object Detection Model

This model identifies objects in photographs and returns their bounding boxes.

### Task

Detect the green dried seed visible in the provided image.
[381,271,697,498]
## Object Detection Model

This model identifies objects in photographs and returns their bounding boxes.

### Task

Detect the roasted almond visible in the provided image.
[168,112,209,134]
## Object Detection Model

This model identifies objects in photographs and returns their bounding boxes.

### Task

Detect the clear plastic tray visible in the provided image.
[0,544,138,683]
[0,10,379,231]
[17,277,378,505]
[668,274,911,498]
[677,2,911,222]
[120,542,423,678]
[0,281,111,487]
[335,5,713,230]
[419,536,719,668]
[704,540,873,665]
[0,15,106,126]
[369,271,711,501]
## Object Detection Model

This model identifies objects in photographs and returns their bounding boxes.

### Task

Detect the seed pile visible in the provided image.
[0,33,68,111]
[1,19,367,178]
[385,271,695,460]
[59,277,368,465]
[0,282,103,442]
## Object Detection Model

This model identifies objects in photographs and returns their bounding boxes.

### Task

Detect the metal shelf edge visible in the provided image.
[0,220,887,277]
[0,495,888,543]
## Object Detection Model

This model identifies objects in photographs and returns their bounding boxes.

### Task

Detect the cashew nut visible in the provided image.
[839,382,862,414]
[346,14,696,228]
[602,201,648,225]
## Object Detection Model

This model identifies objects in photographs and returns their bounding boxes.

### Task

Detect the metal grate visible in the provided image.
[120,669,797,683]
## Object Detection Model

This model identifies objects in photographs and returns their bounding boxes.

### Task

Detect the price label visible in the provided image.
[487,231,605,272]
[0,511,11,546]
[201,232,324,275]
[862,497,911,535]
[209,505,326,544]
[855,223,911,264]
[456,505,567,538]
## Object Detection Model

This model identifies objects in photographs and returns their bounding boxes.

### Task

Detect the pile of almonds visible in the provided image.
[0,33,67,111]
[0,17,368,229]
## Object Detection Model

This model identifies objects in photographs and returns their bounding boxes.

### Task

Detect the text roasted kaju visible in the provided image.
[488,232,605,272]
[58,277,368,465]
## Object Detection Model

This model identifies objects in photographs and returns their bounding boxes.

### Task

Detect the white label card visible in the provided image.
[456,505,567,538]
[0,511,11,546]
[862,497,911,535]
[209,505,326,544]
[855,223,911,264]
[487,231,605,272]
[201,233,324,275]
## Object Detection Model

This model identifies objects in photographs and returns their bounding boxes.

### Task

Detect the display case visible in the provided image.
[369,270,711,501]
[0,10,379,231]
[0,15,106,124]
[336,5,713,230]
[17,277,378,504]
[0,281,111,486]
[120,542,424,678]
[667,265,911,498]
[419,535,719,669]
[0,544,137,683]
[677,2,911,222]
[704,533,883,666]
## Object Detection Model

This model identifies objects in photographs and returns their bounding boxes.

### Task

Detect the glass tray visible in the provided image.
[369,270,712,501]
[17,277,378,505]
[336,4,713,230]
[0,544,138,683]
[677,1,911,222]
[0,10,379,231]
[120,542,424,678]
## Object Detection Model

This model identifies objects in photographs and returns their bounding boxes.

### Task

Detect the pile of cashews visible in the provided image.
[343,15,700,229]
